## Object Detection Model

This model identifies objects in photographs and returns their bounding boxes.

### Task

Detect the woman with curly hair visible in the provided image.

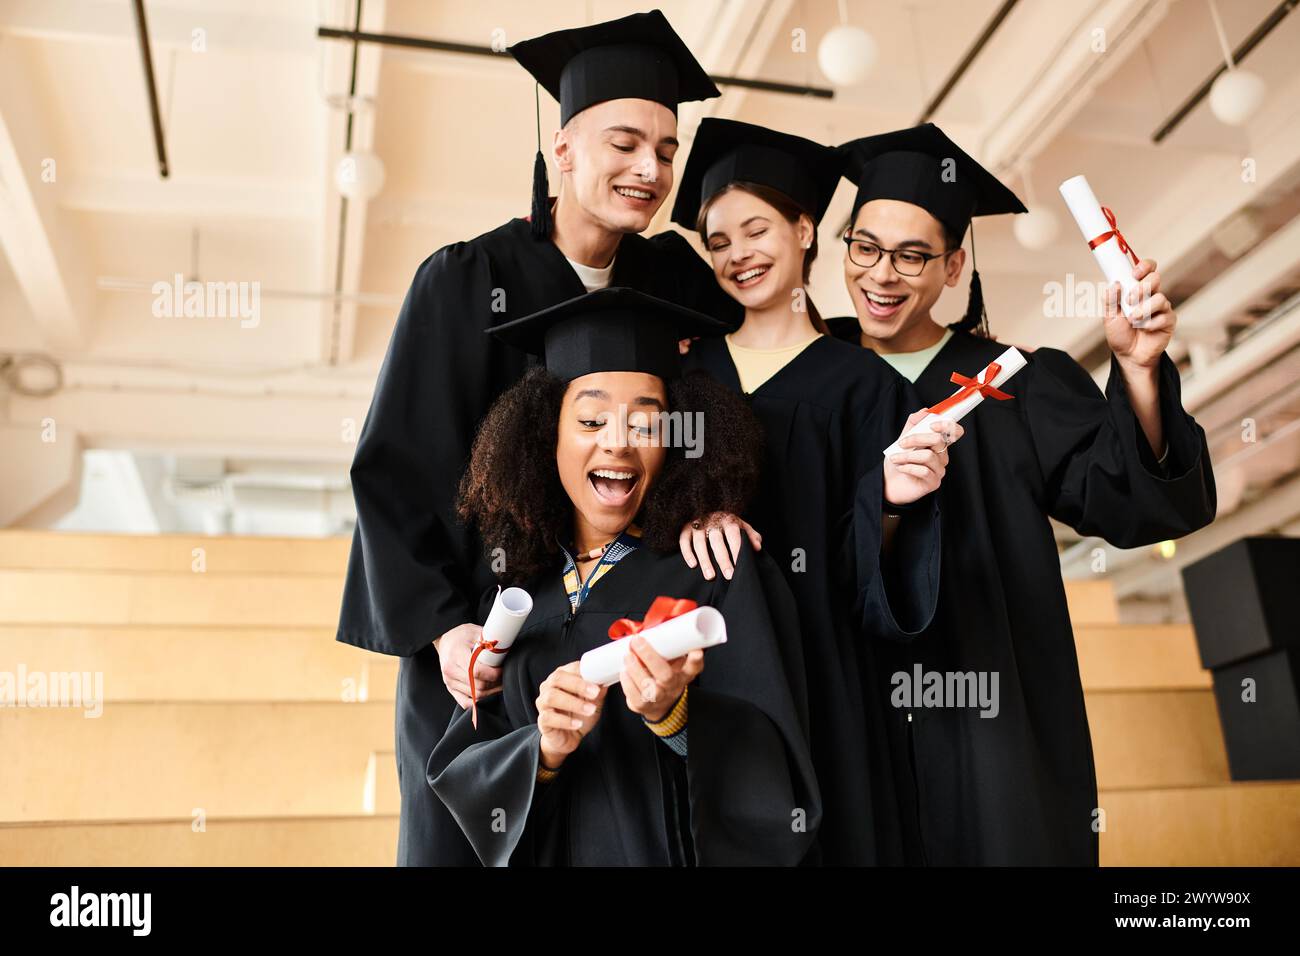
[669,119,962,865]
[426,287,821,866]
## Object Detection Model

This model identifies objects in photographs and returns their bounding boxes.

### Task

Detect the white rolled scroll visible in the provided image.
[474,586,533,666]
[579,606,728,687]
[1058,174,1142,323]
[883,346,1027,457]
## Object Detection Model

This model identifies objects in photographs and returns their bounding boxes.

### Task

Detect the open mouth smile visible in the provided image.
[732,265,770,288]
[860,287,909,318]
[613,185,656,205]
[588,467,640,506]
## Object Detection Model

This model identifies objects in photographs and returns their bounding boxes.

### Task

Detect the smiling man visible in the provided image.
[828,124,1217,865]
[335,10,744,867]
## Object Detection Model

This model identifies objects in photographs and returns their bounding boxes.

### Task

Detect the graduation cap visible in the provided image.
[670,118,841,229]
[488,286,730,382]
[838,123,1026,336]
[509,10,720,240]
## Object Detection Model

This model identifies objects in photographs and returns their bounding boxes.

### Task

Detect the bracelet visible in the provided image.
[643,687,689,737]
[536,763,560,784]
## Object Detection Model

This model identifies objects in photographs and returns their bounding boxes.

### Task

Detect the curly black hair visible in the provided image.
[457,366,764,584]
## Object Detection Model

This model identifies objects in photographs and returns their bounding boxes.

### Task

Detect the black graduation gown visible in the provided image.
[827,318,1217,865]
[335,218,741,866]
[426,540,821,866]
[684,334,941,865]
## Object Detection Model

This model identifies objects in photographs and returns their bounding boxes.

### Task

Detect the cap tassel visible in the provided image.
[949,267,989,337]
[529,82,552,241]
[948,225,990,337]
[531,149,552,240]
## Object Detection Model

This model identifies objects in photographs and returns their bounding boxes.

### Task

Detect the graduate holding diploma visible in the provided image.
[827,123,1217,865]
[334,11,761,867]
[671,118,961,864]
[427,288,821,866]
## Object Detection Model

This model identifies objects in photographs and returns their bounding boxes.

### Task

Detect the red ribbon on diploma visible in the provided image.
[468,638,503,729]
[927,361,1014,417]
[608,596,699,640]
[1087,206,1140,266]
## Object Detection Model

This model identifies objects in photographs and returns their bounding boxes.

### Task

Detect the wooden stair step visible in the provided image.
[1063,578,1118,625]
[1075,624,1210,691]
[0,701,394,823]
[1085,689,1230,790]
[364,751,400,816]
[0,569,345,627]
[1098,782,1300,866]
[0,814,397,866]
[0,625,397,701]
[0,530,349,575]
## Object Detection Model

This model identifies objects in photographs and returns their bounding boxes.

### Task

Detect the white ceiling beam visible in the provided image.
[59,172,317,221]
[976,0,1170,173]
[1175,214,1300,348]
[0,0,318,56]
[316,0,386,368]
[7,387,365,465]
[648,0,798,237]
[699,0,799,122]
[0,33,92,349]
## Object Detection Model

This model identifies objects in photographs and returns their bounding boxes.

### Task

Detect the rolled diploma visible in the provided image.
[883,346,1027,457]
[475,586,533,666]
[579,606,728,686]
[1058,174,1141,322]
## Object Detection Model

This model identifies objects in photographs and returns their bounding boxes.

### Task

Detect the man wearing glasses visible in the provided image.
[827,124,1216,866]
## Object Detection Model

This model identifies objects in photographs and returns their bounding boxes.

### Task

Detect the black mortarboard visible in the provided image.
[510,10,720,241]
[838,123,1025,336]
[488,287,730,382]
[509,10,719,126]
[670,118,841,229]
[838,123,1026,241]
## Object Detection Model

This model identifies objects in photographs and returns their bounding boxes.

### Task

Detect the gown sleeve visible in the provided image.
[1025,350,1216,546]
[849,374,942,640]
[425,699,565,867]
[336,244,499,657]
[684,543,822,864]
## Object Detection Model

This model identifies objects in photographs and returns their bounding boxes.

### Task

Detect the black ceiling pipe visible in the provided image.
[915,0,1020,124]
[316,26,834,99]
[131,0,169,178]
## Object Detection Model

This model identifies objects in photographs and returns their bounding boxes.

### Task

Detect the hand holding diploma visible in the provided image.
[536,663,607,770]
[620,637,705,723]
[436,623,500,711]
[466,586,532,726]
[474,586,533,667]
[1104,256,1175,458]
[1103,257,1176,373]
[884,413,964,506]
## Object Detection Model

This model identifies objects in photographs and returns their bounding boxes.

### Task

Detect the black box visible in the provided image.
[1211,648,1300,779]
[1183,536,1300,780]
[1182,537,1300,670]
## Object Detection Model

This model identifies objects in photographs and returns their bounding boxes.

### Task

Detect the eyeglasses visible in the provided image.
[842,235,950,277]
